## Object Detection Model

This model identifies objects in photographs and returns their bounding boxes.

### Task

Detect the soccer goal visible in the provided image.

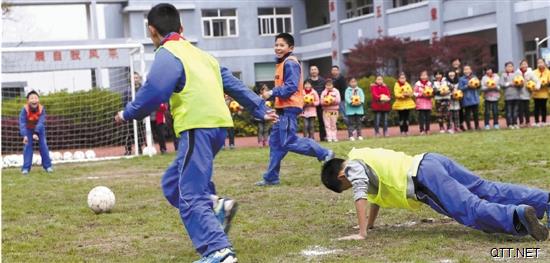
[1,43,154,167]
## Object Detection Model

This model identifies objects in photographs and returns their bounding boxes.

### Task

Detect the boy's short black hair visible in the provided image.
[433,70,444,76]
[147,3,181,37]
[483,65,495,72]
[504,61,514,67]
[324,78,334,85]
[332,65,340,70]
[26,90,39,99]
[321,158,346,193]
[275,33,295,47]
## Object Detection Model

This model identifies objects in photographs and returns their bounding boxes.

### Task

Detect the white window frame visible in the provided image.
[201,9,239,38]
[143,16,151,38]
[356,0,374,16]
[257,7,293,36]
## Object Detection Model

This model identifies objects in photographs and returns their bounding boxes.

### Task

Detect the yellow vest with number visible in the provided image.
[348,148,423,210]
[160,39,233,137]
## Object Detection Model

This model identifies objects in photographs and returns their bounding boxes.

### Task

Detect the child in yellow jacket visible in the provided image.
[533,58,550,126]
[392,72,415,136]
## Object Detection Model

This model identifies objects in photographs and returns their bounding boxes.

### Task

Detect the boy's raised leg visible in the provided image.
[415,154,545,237]
[428,153,549,218]
[162,128,232,257]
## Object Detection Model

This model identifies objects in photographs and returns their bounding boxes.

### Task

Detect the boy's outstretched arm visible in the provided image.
[220,67,277,122]
[117,49,182,122]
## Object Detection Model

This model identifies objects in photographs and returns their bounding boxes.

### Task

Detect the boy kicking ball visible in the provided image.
[115,4,276,262]
[322,147,549,241]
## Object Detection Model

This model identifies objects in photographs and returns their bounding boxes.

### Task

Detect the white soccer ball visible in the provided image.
[85,150,96,159]
[142,146,157,156]
[52,151,62,161]
[73,151,85,160]
[14,155,24,167]
[87,186,116,214]
[63,151,73,160]
[3,156,11,168]
[32,154,41,165]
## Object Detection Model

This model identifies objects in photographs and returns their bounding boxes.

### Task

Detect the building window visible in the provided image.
[201,9,238,38]
[393,0,424,8]
[345,0,374,19]
[257,7,292,36]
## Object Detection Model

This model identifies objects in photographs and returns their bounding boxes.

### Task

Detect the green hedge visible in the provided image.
[2,88,125,153]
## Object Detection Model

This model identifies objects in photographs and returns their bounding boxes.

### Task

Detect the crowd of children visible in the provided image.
[225,57,549,145]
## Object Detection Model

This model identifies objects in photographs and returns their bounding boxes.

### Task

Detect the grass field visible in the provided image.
[3,128,550,262]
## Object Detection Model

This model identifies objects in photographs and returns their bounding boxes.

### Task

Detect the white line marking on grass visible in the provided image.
[86,176,100,179]
[300,245,342,257]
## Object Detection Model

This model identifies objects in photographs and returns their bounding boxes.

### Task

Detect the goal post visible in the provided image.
[1,42,155,167]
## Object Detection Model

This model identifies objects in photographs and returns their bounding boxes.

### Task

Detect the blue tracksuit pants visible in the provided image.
[263,110,330,183]
[415,153,549,235]
[160,128,229,257]
[22,128,52,171]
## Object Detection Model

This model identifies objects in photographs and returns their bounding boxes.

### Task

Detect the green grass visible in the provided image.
[3,128,550,262]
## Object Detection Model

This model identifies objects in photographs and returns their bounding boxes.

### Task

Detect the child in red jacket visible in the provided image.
[370,76,392,137]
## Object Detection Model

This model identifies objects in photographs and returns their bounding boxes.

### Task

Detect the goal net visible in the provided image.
[1,43,154,168]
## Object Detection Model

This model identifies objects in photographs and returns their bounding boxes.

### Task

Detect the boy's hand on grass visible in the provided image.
[23,136,28,145]
[337,234,366,241]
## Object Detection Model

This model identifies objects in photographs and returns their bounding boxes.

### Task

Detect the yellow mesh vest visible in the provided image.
[160,39,233,137]
[348,148,423,210]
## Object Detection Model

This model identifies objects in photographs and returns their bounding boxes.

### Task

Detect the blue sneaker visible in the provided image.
[516,205,548,241]
[193,248,237,263]
[494,124,500,130]
[21,169,29,175]
[214,198,239,233]
[255,179,280,186]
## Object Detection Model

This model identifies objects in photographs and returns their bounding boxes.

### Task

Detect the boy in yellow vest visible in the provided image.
[258,33,333,186]
[114,4,276,262]
[322,148,550,241]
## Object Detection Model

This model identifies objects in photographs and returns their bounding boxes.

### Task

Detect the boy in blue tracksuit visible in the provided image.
[19,90,53,175]
[114,4,276,263]
[322,148,550,241]
[458,65,481,130]
[258,33,333,186]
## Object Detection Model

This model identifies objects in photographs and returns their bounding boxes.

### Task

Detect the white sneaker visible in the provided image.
[357,136,364,140]
[448,129,454,134]
[334,139,339,142]
[349,137,355,141]
[439,130,445,134]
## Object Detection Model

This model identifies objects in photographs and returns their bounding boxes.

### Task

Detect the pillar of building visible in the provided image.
[373,0,391,38]
[328,0,346,69]
[428,0,443,43]
[496,1,523,70]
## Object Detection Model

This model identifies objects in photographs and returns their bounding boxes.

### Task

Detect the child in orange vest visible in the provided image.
[258,33,333,186]
[19,90,53,175]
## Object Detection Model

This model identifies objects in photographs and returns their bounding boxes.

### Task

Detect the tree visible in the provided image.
[345,37,407,77]
[345,35,493,80]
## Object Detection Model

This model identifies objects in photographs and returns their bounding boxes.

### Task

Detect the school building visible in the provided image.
[5,0,550,88]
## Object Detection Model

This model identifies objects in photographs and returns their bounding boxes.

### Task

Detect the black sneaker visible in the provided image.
[517,205,549,241]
